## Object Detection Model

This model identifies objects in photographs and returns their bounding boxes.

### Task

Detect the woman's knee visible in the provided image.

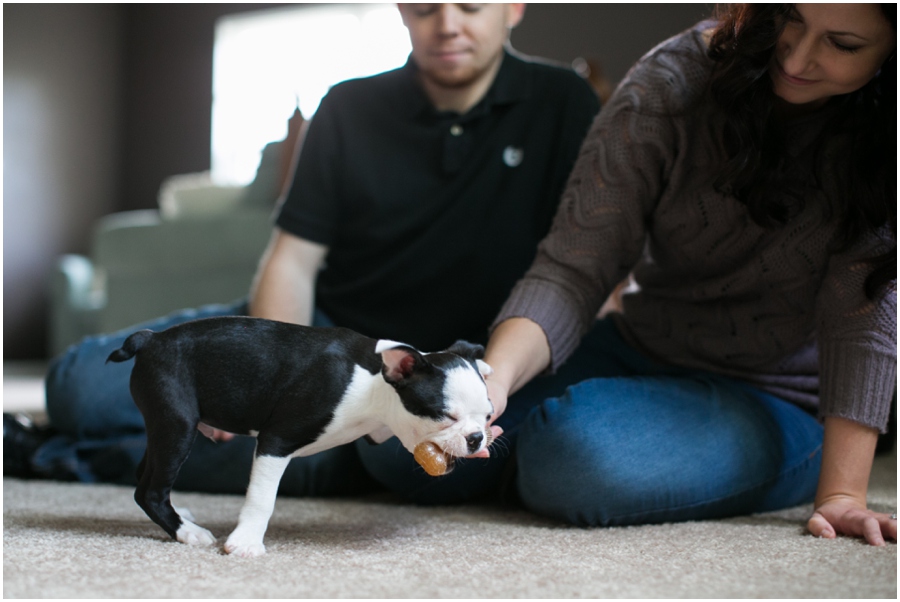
[515,376,705,526]
[514,376,825,526]
[514,390,647,526]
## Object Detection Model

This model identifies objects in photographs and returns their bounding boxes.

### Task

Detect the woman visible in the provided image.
[485,4,896,545]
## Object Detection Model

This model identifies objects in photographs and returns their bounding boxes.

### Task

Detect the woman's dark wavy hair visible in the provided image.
[707,3,896,299]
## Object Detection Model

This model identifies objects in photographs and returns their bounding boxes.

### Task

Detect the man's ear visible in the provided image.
[376,340,426,384]
[506,3,526,30]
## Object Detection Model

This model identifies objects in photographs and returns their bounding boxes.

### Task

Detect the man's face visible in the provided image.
[399,4,525,90]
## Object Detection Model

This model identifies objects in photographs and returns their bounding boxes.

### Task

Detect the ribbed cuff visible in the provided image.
[491,279,589,372]
[818,341,896,433]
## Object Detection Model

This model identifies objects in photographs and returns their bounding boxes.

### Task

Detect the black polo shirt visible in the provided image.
[276,49,599,351]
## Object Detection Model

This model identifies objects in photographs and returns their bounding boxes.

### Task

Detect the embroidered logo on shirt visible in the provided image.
[503,146,524,168]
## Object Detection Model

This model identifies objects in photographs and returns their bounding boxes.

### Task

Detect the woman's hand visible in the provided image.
[808,496,897,546]
[809,416,894,546]
[466,423,505,459]
[485,376,510,428]
[466,317,551,460]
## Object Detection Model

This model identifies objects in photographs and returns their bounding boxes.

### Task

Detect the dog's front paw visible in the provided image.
[176,521,217,547]
[224,536,267,558]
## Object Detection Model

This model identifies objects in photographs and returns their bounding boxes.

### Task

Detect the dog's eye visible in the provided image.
[486,414,492,421]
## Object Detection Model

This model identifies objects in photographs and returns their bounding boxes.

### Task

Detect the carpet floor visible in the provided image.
[3,364,896,598]
[3,448,896,598]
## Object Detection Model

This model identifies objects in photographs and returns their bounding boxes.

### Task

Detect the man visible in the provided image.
[6,4,599,502]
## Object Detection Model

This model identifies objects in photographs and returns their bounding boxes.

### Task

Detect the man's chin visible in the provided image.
[421,68,482,90]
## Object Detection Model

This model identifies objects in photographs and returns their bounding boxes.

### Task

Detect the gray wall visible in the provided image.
[4,4,123,360]
[3,3,710,360]
[513,4,710,83]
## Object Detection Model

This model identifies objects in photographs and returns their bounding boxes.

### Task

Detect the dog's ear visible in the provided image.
[376,340,427,384]
[445,340,492,377]
[445,340,484,360]
[475,360,493,377]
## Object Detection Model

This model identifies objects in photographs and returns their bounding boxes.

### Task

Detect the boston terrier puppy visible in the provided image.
[106,316,494,557]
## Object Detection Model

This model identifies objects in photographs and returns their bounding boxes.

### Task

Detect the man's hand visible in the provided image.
[197,423,236,443]
[210,428,236,442]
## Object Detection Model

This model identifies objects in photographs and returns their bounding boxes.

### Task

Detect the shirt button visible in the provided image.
[450,124,463,136]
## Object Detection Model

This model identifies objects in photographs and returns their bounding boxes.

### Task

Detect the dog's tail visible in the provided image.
[106,330,154,364]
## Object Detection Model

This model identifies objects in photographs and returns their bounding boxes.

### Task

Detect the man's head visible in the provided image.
[398,4,526,110]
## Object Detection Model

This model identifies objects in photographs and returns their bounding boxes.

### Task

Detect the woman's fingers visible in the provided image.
[807,512,836,539]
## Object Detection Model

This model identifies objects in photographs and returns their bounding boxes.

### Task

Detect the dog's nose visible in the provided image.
[466,431,484,454]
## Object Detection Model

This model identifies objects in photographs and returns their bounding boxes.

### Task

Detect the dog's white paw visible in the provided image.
[224,542,267,558]
[176,521,216,547]
[224,531,267,557]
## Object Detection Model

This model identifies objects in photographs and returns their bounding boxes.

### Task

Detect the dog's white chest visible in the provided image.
[291,365,386,457]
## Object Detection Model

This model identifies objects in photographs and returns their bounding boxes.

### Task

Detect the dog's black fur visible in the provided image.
[107,316,487,544]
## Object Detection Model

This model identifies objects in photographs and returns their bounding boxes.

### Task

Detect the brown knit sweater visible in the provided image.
[493,23,896,431]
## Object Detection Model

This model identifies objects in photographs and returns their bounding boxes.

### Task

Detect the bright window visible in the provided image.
[211,4,411,184]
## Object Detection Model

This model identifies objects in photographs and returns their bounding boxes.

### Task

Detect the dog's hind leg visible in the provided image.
[224,447,291,557]
[134,413,216,547]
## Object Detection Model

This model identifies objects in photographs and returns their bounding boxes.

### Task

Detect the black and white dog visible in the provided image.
[107,316,494,557]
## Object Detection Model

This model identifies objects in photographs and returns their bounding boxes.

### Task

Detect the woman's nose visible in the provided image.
[780,32,818,76]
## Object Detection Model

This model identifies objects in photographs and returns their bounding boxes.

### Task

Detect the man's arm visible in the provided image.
[249,228,328,326]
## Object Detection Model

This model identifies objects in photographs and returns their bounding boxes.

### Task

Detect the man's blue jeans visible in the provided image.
[42,307,823,526]
[41,301,377,495]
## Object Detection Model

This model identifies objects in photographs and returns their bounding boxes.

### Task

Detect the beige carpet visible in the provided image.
[3,365,897,598]
[3,448,896,598]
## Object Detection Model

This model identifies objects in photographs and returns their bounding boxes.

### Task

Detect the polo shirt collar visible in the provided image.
[400,48,532,119]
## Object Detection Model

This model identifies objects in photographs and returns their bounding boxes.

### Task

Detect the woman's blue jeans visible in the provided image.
[360,318,824,525]
[42,308,823,526]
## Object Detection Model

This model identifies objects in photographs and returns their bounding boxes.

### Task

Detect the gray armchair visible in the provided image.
[50,109,307,356]
[49,173,274,355]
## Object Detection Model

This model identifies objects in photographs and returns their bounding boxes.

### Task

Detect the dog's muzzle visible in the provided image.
[466,431,484,454]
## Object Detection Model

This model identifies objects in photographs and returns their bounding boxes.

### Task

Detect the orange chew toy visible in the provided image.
[413,442,450,476]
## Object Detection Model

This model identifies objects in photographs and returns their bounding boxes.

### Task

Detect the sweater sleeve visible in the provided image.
[815,227,897,432]
[492,66,677,370]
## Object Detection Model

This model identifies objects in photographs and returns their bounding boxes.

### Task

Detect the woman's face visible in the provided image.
[770,3,895,109]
